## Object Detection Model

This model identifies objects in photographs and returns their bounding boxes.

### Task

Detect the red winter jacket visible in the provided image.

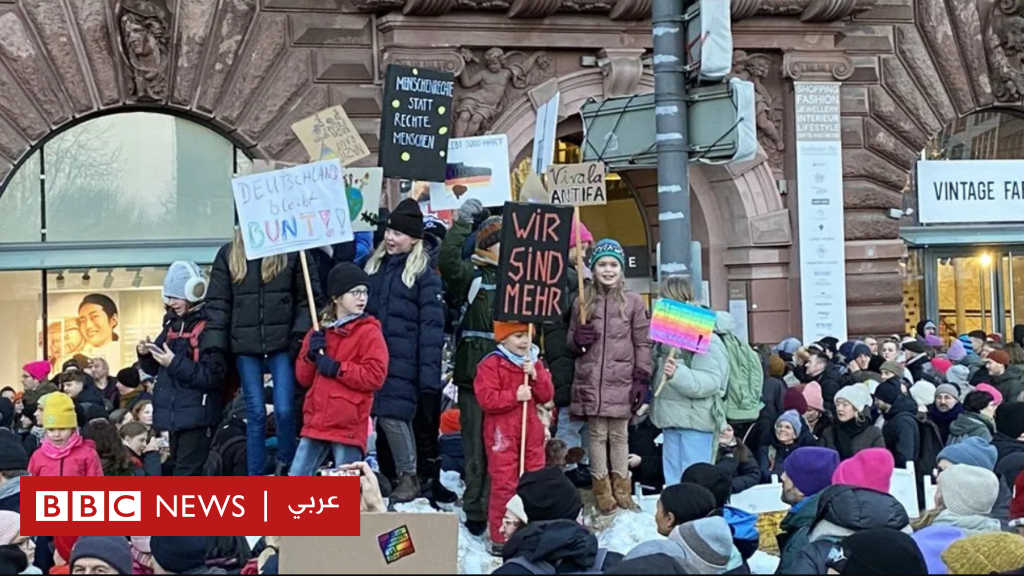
[475,351,555,453]
[296,315,389,452]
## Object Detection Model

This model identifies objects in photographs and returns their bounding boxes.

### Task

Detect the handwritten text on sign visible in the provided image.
[291,105,370,166]
[232,160,354,260]
[649,298,716,355]
[546,162,608,206]
[495,202,573,323]
[379,65,455,182]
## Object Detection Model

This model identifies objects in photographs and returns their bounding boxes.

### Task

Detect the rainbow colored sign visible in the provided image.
[649,298,716,354]
[232,159,354,260]
[377,525,416,565]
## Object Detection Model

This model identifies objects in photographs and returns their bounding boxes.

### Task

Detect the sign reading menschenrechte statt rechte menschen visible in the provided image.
[231,159,354,260]
[379,64,455,183]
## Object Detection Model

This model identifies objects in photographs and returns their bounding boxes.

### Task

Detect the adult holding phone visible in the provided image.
[207,229,322,476]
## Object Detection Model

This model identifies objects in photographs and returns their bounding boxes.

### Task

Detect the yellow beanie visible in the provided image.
[42,392,77,430]
[942,532,1024,574]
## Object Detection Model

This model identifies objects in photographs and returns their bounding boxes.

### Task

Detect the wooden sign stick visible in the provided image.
[298,251,321,332]
[653,347,678,398]
[520,323,535,477]
[574,206,587,324]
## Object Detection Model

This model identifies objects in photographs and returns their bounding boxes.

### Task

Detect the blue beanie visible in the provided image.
[852,343,872,359]
[839,340,862,361]
[775,410,803,436]
[591,238,625,269]
[782,447,840,496]
[937,437,998,471]
[151,536,209,574]
[958,334,975,354]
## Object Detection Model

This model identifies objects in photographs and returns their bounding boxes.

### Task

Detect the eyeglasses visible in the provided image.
[349,289,369,299]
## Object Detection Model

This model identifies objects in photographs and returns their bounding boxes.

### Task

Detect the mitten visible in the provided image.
[630,368,649,413]
[316,354,342,378]
[307,330,327,361]
[573,324,599,349]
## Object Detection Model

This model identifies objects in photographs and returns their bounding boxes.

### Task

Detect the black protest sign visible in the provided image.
[379,64,455,183]
[495,202,574,323]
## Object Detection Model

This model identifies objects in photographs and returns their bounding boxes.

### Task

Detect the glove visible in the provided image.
[307,330,327,361]
[573,324,599,349]
[458,198,485,224]
[316,354,343,378]
[630,368,649,413]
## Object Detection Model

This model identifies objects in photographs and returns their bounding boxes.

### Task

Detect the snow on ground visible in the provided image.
[392,472,780,574]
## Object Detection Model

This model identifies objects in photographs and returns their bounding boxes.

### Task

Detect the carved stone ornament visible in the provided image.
[985,0,1024,102]
[598,48,645,98]
[403,0,457,15]
[453,47,554,137]
[732,0,861,21]
[509,0,561,18]
[609,0,650,20]
[782,51,855,81]
[731,51,785,167]
[383,48,467,77]
[116,0,171,102]
[454,0,511,9]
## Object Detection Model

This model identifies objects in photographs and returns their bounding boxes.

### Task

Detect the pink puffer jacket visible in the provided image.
[568,289,652,419]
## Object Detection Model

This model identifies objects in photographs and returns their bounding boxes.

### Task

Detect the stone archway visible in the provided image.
[490,68,791,329]
[0,3,382,190]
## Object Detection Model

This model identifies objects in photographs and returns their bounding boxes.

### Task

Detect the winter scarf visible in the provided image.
[495,344,540,368]
[40,430,84,460]
[323,313,364,329]
[835,416,874,460]
[928,403,964,428]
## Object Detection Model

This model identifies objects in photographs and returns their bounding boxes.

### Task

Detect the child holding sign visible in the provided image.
[291,263,389,476]
[568,239,651,514]
[650,275,730,486]
[475,321,554,553]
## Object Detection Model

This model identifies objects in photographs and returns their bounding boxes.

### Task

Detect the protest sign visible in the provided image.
[291,105,370,166]
[650,298,716,354]
[546,161,608,206]
[494,202,573,323]
[344,167,384,233]
[519,172,551,204]
[231,159,354,261]
[380,64,455,182]
[281,513,458,574]
[430,135,512,210]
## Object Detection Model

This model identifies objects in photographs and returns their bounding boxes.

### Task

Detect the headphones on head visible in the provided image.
[177,262,208,303]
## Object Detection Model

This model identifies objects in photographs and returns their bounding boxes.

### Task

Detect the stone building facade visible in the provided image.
[0,0,1012,342]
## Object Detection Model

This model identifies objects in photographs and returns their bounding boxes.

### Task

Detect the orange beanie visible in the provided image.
[494,321,529,343]
[440,409,461,435]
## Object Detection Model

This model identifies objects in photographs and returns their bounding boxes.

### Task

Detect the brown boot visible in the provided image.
[391,473,421,504]
[612,473,640,511]
[592,474,618,515]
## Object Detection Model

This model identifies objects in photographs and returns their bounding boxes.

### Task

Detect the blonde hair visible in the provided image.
[365,239,429,289]
[229,229,287,284]
[583,275,627,321]
[660,275,695,303]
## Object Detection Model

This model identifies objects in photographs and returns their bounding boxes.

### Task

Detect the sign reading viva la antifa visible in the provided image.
[917,159,1024,224]
[494,202,574,323]
[379,64,455,183]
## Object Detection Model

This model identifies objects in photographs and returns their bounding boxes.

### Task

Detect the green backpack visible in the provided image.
[721,332,764,423]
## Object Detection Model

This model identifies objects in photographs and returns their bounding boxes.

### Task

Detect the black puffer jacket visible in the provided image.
[716,442,761,494]
[206,243,321,357]
[540,267,581,408]
[787,485,911,575]
[495,520,622,574]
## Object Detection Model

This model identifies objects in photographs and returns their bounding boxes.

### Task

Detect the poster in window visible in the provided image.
[42,292,123,371]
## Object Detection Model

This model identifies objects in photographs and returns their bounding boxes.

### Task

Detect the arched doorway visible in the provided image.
[0,111,246,387]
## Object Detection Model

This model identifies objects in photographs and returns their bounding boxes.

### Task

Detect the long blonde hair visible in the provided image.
[583,275,628,321]
[364,239,429,289]
[229,229,287,284]
[660,275,695,303]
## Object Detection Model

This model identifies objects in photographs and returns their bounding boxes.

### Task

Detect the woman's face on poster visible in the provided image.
[79,303,117,347]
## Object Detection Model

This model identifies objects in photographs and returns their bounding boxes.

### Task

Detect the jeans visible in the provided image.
[556,409,589,469]
[170,427,212,476]
[289,438,363,476]
[662,428,715,487]
[237,353,297,476]
[378,417,417,476]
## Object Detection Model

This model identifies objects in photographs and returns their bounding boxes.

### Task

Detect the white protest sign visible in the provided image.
[917,159,1024,223]
[232,159,354,260]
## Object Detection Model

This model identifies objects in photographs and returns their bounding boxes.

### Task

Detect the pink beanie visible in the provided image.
[802,382,825,413]
[0,511,19,545]
[831,448,894,493]
[931,357,953,375]
[977,383,1004,406]
[131,536,151,554]
[23,360,50,382]
[570,219,594,249]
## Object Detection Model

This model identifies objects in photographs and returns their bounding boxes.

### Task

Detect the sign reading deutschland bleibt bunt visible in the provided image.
[379,64,455,183]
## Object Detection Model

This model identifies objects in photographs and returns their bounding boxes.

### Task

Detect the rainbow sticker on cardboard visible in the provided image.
[378,525,416,565]
[649,298,716,354]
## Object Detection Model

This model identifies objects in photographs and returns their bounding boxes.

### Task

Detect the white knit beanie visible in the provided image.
[505,495,528,525]
[911,381,937,408]
[835,385,873,413]
[940,464,999,516]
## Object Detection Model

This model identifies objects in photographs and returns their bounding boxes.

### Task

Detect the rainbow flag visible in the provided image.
[650,298,716,354]
[377,525,416,565]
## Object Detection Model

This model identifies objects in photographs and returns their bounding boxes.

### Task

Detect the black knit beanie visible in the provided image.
[997,402,1024,439]
[387,198,424,239]
[681,463,732,509]
[517,466,583,522]
[327,263,370,299]
[116,367,141,389]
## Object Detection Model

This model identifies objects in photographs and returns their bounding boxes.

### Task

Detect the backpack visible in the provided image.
[453,268,494,343]
[504,549,608,575]
[721,332,765,423]
[203,421,246,476]
[166,319,206,362]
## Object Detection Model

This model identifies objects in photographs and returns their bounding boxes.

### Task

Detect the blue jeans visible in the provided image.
[378,417,417,476]
[237,353,297,476]
[289,438,363,476]
[556,409,589,469]
[662,428,715,487]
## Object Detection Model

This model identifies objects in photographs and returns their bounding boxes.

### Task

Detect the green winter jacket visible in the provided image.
[540,266,581,408]
[440,219,499,390]
[650,311,731,433]
[775,493,821,574]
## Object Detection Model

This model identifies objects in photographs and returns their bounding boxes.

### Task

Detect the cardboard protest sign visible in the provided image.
[546,161,608,206]
[380,64,455,182]
[291,105,371,166]
[231,159,354,260]
[650,298,716,354]
[519,172,551,204]
[280,513,458,574]
[494,202,573,323]
[344,167,384,233]
[430,135,512,210]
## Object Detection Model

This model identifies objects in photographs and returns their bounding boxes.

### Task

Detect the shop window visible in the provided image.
[0,113,244,244]
[927,110,1024,161]
[0,271,42,391]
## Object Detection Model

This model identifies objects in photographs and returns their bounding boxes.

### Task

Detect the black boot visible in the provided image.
[464,519,487,537]
[431,459,458,505]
